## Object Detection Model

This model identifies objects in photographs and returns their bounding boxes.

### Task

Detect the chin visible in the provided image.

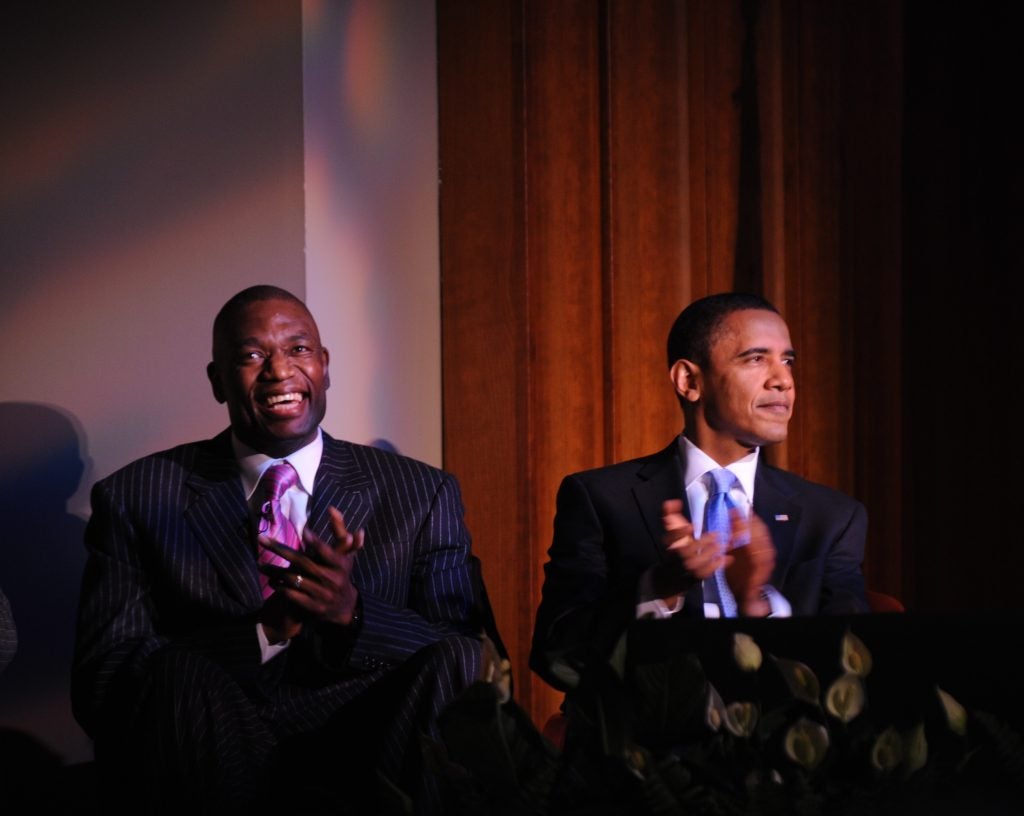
[747,426,788,447]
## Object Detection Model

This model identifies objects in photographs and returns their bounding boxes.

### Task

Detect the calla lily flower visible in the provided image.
[724,701,759,738]
[733,632,762,672]
[840,630,873,677]
[871,726,903,773]
[825,673,865,723]
[783,717,830,770]
[903,722,928,775]
[936,686,967,736]
[706,683,726,732]
[772,656,821,705]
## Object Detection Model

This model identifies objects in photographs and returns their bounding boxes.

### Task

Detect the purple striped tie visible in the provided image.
[257,461,302,599]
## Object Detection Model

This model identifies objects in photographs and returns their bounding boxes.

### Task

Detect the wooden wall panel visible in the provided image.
[605,0,691,460]
[438,0,532,702]
[840,0,904,602]
[685,0,746,292]
[522,0,606,723]
[773,2,849,496]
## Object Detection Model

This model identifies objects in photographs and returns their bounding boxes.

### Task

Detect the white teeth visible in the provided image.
[266,393,302,405]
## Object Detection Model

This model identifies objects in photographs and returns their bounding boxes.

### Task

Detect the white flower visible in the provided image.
[840,630,873,677]
[824,673,865,723]
[936,686,967,736]
[732,632,762,672]
[772,656,821,705]
[724,701,759,738]
[705,683,726,732]
[783,717,829,771]
[871,726,903,773]
[903,722,928,775]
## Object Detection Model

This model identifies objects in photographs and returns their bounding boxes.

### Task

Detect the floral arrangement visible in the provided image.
[424,626,1024,815]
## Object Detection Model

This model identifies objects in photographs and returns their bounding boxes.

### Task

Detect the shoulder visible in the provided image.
[557,442,678,500]
[758,462,865,514]
[321,433,454,489]
[94,432,231,493]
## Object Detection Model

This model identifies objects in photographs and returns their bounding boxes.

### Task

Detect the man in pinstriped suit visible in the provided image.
[72,285,497,815]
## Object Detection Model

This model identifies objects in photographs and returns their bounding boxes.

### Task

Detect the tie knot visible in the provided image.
[707,467,738,496]
[262,461,298,500]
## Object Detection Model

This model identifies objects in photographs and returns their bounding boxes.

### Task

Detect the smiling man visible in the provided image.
[73,285,499,815]
[530,292,869,695]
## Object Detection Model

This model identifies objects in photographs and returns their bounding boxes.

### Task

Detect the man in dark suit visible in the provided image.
[73,285,499,815]
[530,292,868,695]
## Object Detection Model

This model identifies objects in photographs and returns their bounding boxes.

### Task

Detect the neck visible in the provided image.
[682,428,757,467]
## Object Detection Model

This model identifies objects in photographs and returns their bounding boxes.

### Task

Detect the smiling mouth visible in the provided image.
[261,392,306,415]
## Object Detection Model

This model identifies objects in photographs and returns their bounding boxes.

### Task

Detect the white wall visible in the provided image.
[303,0,442,467]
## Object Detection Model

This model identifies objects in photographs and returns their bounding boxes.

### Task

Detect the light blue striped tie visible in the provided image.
[705,468,739,617]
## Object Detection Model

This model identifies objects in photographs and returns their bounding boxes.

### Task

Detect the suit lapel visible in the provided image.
[633,440,705,614]
[307,434,374,544]
[183,432,260,607]
[632,441,686,560]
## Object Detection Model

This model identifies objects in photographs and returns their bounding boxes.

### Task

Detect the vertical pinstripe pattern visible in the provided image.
[72,429,491,812]
[0,588,16,674]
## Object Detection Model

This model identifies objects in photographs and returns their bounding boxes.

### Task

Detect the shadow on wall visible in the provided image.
[0,402,93,769]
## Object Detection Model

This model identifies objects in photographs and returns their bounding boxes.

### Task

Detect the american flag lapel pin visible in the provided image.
[774,514,789,522]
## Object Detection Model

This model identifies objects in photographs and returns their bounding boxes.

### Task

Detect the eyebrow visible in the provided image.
[736,347,797,359]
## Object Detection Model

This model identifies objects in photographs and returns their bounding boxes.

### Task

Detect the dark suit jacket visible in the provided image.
[530,440,869,692]
[72,429,487,739]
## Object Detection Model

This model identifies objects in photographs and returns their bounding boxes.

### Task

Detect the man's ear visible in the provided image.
[207,361,226,404]
[669,358,701,403]
[322,347,330,389]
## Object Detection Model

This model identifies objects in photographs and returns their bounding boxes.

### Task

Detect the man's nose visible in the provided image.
[768,362,793,389]
[262,349,294,378]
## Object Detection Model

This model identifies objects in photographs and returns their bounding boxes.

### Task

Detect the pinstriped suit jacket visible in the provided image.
[72,429,482,738]
[530,439,869,693]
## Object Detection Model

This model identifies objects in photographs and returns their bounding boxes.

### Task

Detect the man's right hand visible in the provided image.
[652,499,727,604]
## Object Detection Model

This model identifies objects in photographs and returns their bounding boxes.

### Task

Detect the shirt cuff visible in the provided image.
[257,622,290,664]
[635,569,684,619]
[762,585,792,618]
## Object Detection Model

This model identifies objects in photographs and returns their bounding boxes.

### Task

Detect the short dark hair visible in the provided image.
[666,292,779,369]
[212,285,310,354]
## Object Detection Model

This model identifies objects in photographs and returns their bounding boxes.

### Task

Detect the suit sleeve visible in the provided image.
[320,472,483,673]
[818,499,870,615]
[529,474,640,693]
